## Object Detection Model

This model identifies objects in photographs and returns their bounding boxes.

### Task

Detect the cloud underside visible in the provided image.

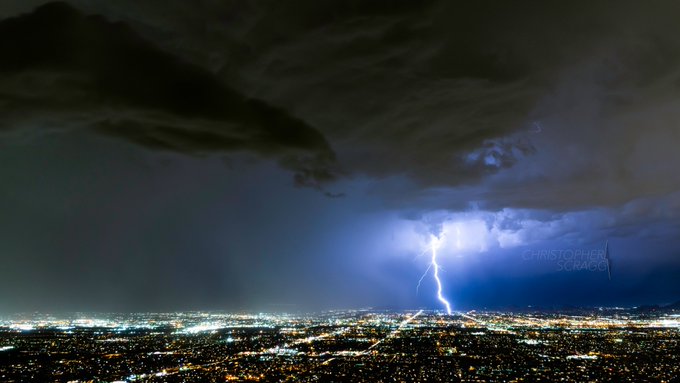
[0,2,337,188]
[2,1,680,212]
[210,0,680,212]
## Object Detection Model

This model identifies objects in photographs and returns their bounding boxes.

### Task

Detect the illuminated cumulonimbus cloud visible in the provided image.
[415,215,491,314]
[416,207,620,257]
[413,209,581,313]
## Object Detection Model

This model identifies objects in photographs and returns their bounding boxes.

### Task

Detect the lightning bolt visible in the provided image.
[429,235,452,314]
[415,263,431,295]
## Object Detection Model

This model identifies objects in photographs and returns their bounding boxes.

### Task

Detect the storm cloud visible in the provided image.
[1,1,680,311]
[222,0,680,212]
[11,0,674,214]
[0,2,338,188]
[3,1,680,209]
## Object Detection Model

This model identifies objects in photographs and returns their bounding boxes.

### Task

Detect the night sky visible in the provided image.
[1,1,680,313]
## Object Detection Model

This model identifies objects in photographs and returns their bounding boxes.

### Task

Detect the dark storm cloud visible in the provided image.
[233,0,680,212]
[0,2,337,187]
[56,0,679,217]
[4,1,680,211]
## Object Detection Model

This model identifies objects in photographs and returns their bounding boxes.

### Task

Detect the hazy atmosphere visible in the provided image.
[2,0,680,313]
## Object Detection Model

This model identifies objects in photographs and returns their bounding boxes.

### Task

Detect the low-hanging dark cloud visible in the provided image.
[0,2,338,188]
[4,1,680,211]
[223,0,680,213]
[35,0,677,216]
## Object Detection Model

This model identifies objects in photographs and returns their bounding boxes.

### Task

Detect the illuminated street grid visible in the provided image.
[0,310,679,382]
